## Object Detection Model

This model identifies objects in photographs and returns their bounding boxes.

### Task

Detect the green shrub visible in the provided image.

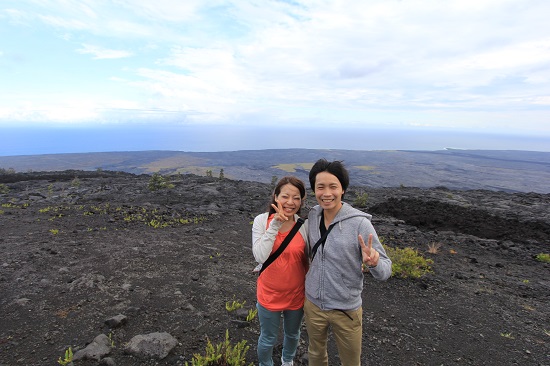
[353,192,368,207]
[185,330,252,366]
[0,183,9,194]
[535,253,550,263]
[384,245,433,278]
[148,173,174,191]
[71,177,81,188]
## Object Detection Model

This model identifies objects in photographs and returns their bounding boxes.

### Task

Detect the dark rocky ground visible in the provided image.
[0,171,549,366]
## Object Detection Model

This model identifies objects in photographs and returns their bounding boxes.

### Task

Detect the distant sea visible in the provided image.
[2,125,549,156]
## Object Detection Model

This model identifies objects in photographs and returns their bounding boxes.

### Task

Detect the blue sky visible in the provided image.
[1,0,550,153]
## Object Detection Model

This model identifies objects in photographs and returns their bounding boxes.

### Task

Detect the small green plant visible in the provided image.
[384,245,433,279]
[353,192,369,207]
[0,183,9,194]
[57,347,73,365]
[108,332,115,347]
[522,279,529,284]
[50,229,59,235]
[185,330,253,366]
[206,170,213,178]
[0,210,4,215]
[219,168,225,180]
[535,253,550,263]
[246,308,258,322]
[71,177,81,188]
[225,298,246,312]
[148,173,175,191]
[500,332,514,339]
[544,329,550,337]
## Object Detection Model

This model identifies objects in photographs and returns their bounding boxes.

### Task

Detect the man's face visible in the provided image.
[314,171,344,212]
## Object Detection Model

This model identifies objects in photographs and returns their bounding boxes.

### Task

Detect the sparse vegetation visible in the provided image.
[272,163,313,173]
[384,245,433,279]
[246,309,258,322]
[71,177,81,188]
[427,242,442,254]
[148,173,175,191]
[0,183,9,194]
[353,191,369,207]
[535,253,550,263]
[1,168,548,366]
[225,298,246,312]
[185,330,253,366]
[500,332,514,339]
[57,347,73,365]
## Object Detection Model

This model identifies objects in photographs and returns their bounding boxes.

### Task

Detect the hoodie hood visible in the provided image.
[310,202,371,229]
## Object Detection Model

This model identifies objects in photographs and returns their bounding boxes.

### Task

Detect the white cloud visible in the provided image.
[77,44,133,59]
[0,0,549,134]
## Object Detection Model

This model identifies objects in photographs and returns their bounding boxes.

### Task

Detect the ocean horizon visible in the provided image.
[2,125,549,156]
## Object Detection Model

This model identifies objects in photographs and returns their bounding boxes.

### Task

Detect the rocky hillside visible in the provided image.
[0,171,549,365]
[2,148,550,193]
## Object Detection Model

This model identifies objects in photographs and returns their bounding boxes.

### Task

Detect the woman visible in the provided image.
[252,176,308,366]
[305,159,392,366]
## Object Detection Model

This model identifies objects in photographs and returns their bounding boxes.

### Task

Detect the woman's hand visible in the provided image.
[271,202,289,222]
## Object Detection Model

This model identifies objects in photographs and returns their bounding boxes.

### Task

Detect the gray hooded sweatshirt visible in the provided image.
[306,202,392,311]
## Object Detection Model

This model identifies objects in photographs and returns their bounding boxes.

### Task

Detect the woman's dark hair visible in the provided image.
[268,176,306,215]
[308,159,349,194]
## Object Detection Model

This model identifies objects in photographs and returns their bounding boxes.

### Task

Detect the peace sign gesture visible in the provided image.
[359,233,380,270]
[271,202,289,222]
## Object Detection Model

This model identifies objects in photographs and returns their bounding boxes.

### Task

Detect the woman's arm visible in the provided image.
[252,213,283,263]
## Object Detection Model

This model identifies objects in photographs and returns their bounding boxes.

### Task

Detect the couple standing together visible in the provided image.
[252,159,392,366]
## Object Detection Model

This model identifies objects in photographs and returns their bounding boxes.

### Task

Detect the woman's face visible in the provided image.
[274,183,302,217]
[314,171,344,212]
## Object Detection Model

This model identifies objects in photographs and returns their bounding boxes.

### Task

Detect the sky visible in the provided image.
[1,0,550,155]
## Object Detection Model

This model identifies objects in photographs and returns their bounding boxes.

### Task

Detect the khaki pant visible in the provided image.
[304,298,363,366]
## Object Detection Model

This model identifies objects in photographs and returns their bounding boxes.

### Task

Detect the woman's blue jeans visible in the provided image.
[256,302,304,366]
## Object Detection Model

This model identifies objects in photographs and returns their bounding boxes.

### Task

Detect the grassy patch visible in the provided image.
[354,165,376,171]
[272,163,314,173]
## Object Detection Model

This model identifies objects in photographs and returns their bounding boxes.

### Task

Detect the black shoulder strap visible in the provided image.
[259,217,305,276]
[310,222,335,261]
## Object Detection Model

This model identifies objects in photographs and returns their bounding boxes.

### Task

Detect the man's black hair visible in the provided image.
[308,159,349,193]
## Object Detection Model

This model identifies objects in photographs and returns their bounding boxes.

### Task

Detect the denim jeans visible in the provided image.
[256,302,304,366]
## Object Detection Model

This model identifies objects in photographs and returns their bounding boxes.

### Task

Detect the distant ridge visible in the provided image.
[1,149,549,193]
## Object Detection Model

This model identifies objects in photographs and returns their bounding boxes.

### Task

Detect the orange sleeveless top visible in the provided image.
[257,215,307,311]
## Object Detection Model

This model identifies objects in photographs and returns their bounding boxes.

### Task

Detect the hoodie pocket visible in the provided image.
[305,264,322,300]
